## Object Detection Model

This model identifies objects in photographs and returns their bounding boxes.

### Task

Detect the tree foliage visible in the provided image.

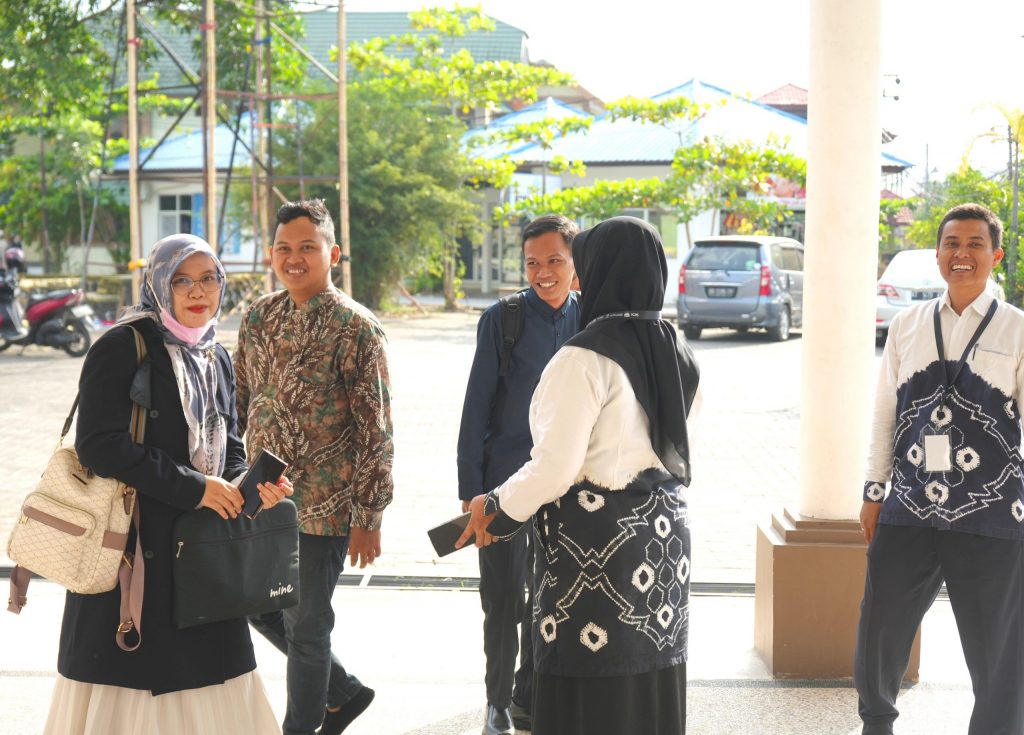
[906,167,1010,250]
[497,93,807,241]
[319,4,574,306]
[237,5,573,307]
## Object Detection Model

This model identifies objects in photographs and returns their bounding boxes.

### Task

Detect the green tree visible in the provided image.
[335,4,571,307]
[906,165,1018,300]
[878,197,918,253]
[968,106,1023,305]
[496,95,807,245]
[471,116,592,194]
[264,80,480,308]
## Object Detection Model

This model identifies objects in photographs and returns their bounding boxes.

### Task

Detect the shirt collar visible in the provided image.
[289,285,337,313]
[939,288,994,317]
[525,287,574,319]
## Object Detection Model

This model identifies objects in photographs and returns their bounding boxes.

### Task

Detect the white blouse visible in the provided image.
[495,345,684,522]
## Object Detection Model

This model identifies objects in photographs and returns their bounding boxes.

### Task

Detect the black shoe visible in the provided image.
[482,704,515,735]
[510,700,532,731]
[319,686,375,735]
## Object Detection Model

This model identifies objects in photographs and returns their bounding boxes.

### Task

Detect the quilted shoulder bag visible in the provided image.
[7,326,148,651]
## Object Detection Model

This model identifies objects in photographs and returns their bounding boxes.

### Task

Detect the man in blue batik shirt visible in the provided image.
[457,215,581,735]
[855,203,1024,735]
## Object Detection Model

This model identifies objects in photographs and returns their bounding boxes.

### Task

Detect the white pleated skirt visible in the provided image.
[43,670,280,735]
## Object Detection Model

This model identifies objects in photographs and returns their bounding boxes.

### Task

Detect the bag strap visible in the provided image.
[57,325,148,445]
[115,501,145,652]
[8,327,149,619]
[497,290,527,378]
[116,326,147,650]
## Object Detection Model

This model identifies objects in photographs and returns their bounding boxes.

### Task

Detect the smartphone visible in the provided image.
[427,512,474,557]
[238,449,289,519]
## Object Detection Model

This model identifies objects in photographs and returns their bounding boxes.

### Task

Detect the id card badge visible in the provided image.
[924,434,952,472]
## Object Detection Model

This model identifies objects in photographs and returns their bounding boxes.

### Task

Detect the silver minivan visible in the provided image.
[676,236,804,341]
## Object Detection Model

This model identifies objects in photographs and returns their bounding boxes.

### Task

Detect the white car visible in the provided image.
[876,248,1004,339]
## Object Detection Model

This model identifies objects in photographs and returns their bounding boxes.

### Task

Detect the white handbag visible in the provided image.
[7,327,148,650]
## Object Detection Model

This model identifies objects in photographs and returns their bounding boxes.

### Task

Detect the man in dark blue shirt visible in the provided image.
[457,215,581,735]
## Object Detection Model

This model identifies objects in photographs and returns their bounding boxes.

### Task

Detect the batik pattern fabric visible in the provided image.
[490,468,689,678]
[234,287,394,536]
[865,292,1024,540]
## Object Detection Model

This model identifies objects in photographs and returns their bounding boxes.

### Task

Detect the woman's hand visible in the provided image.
[257,475,294,511]
[455,494,496,549]
[201,476,244,519]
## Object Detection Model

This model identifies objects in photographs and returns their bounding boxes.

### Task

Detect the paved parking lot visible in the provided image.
[1,310,817,583]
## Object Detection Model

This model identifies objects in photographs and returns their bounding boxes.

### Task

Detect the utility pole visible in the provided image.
[1010,125,1020,306]
[265,6,276,261]
[127,0,141,303]
[202,0,217,250]
[39,136,51,272]
[337,0,352,294]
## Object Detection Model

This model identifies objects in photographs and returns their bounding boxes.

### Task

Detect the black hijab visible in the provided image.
[565,216,699,485]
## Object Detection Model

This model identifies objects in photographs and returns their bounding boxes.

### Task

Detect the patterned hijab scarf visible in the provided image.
[117,234,228,477]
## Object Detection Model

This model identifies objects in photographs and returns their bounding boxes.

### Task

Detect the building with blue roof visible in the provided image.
[462,79,914,296]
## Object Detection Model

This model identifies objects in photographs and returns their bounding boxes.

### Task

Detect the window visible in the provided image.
[688,244,761,271]
[622,209,679,258]
[781,247,803,271]
[159,194,193,240]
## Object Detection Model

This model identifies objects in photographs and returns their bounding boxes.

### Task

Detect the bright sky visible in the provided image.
[344,0,1024,184]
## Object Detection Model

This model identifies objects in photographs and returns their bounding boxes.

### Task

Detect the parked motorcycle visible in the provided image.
[0,268,94,357]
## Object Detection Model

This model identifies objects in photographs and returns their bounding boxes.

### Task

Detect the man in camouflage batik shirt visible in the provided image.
[235,199,393,735]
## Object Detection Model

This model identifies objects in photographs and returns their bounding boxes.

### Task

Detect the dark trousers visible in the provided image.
[250,533,364,735]
[479,525,534,710]
[854,524,1024,735]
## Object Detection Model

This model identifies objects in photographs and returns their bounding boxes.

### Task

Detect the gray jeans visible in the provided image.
[250,533,364,735]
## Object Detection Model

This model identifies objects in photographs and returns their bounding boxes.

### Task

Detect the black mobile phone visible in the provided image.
[239,449,289,519]
[427,512,474,557]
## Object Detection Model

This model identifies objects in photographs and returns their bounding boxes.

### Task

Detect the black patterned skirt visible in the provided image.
[529,468,690,733]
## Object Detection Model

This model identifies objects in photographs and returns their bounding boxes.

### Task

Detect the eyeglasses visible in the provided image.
[170,273,223,295]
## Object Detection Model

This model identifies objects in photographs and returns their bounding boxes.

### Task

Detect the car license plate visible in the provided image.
[71,304,95,318]
[912,290,940,301]
[705,286,736,298]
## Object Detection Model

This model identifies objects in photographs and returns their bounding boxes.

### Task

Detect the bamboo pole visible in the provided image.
[127,0,141,303]
[337,0,351,294]
[202,0,217,250]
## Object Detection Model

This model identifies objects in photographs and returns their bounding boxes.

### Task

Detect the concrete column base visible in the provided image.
[754,507,920,680]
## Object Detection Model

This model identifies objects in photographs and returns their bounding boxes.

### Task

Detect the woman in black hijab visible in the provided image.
[460,216,700,735]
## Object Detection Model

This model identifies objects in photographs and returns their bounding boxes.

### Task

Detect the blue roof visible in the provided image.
[491,78,912,170]
[463,97,592,159]
[113,115,253,172]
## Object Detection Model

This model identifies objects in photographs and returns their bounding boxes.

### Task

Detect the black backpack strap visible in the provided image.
[497,291,527,378]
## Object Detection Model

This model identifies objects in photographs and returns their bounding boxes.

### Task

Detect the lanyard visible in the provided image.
[589,310,662,324]
[933,299,997,403]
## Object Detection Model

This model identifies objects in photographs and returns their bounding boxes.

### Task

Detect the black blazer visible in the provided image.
[58,320,255,695]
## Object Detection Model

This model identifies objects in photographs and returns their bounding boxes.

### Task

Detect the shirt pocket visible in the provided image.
[969,346,1018,397]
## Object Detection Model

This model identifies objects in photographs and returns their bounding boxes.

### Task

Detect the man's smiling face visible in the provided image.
[524,231,575,310]
[936,217,1003,294]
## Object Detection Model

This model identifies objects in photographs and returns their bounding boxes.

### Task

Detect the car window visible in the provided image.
[771,244,784,269]
[781,247,803,271]
[688,244,760,271]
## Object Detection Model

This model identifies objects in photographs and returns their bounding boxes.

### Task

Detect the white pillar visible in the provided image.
[800,0,881,519]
